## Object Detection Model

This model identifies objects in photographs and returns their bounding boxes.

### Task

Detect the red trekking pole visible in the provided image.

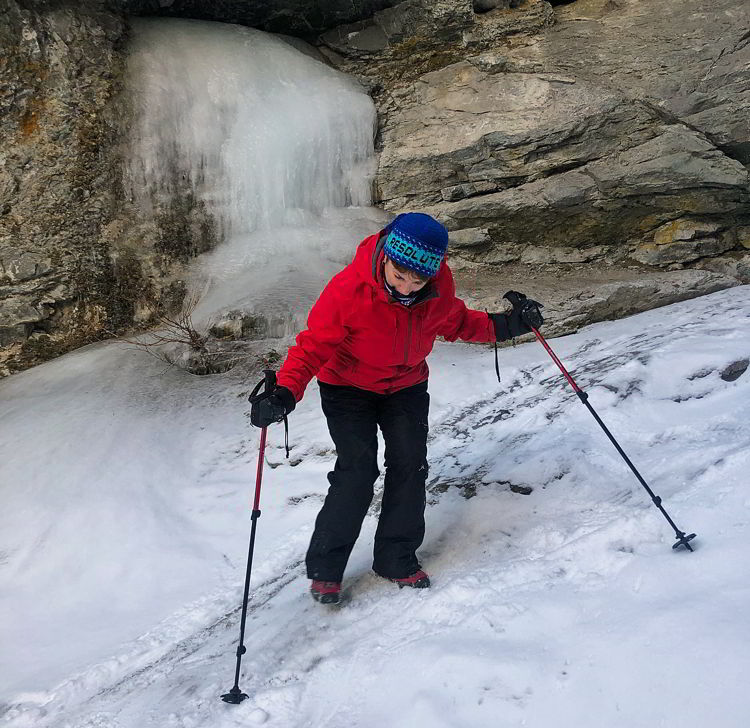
[221,369,277,704]
[513,294,696,552]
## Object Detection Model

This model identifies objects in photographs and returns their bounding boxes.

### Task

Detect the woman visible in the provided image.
[250,213,541,604]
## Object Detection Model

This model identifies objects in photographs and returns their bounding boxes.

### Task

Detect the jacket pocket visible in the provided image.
[415,314,432,357]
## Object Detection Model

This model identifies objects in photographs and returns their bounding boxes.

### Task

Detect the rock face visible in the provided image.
[324,0,750,264]
[452,262,740,340]
[316,0,750,331]
[0,3,128,373]
[2,0,750,375]
[0,1,215,375]
[121,0,401,35]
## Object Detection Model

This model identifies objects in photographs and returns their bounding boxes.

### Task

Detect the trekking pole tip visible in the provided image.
[672,532,697,552]
[221,686,249,704]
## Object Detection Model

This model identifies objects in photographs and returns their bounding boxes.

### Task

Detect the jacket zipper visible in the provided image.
[403,310,413,365]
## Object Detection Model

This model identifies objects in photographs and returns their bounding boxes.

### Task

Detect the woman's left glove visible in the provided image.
[250,385,296,428]
[490,290,544,341]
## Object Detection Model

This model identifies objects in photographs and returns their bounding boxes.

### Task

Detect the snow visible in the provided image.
[2,286,750,727]
[3,15,749,728]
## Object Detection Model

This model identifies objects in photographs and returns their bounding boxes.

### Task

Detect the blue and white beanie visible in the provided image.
[383,213,449,278]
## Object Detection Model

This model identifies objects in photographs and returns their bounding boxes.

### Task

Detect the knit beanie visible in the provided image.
[383,213,449,278]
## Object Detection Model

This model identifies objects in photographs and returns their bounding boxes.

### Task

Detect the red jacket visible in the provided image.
[277,232,495,401]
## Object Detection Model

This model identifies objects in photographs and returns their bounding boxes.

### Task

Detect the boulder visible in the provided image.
[452,263,741,338]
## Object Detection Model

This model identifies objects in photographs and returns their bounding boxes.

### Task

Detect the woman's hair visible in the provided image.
[386,256,431,283]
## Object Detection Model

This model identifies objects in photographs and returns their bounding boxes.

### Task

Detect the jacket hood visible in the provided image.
[351,231,386,289]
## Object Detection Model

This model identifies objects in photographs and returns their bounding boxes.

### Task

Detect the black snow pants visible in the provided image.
[306,380,430,582]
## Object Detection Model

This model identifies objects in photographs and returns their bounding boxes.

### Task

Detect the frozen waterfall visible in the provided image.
[125,18,385,324]
[127,18,376,235]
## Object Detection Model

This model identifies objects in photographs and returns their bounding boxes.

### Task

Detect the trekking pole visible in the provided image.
[519,303,696,551]
[221,369,277,704]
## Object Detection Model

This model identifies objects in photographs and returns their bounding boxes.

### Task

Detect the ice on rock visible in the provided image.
[126,18,376,237]
[125,18,383,327]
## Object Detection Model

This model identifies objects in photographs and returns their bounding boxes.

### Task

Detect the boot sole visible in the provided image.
[374,572,431,589]
[310,590,341,605]
[394,577,430,589]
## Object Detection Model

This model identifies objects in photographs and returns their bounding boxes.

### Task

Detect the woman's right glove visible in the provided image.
[490,290,544,341]
[250,385,296,428]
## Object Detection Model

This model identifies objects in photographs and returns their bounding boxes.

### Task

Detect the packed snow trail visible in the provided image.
[2,287,750,728]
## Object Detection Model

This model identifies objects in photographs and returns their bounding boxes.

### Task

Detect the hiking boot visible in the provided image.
[383,569,430,589]
[310,580,341,604]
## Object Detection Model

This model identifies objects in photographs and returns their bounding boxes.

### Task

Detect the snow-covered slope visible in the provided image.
[2,287,749,728]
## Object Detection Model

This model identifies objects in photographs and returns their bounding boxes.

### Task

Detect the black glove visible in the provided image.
[490,290,544,341]
[250,385,296,428]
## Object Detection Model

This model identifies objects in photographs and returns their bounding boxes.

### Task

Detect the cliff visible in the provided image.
[2,0,748,374]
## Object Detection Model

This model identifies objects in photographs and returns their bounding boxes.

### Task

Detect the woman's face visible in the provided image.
[383,257,429,296]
